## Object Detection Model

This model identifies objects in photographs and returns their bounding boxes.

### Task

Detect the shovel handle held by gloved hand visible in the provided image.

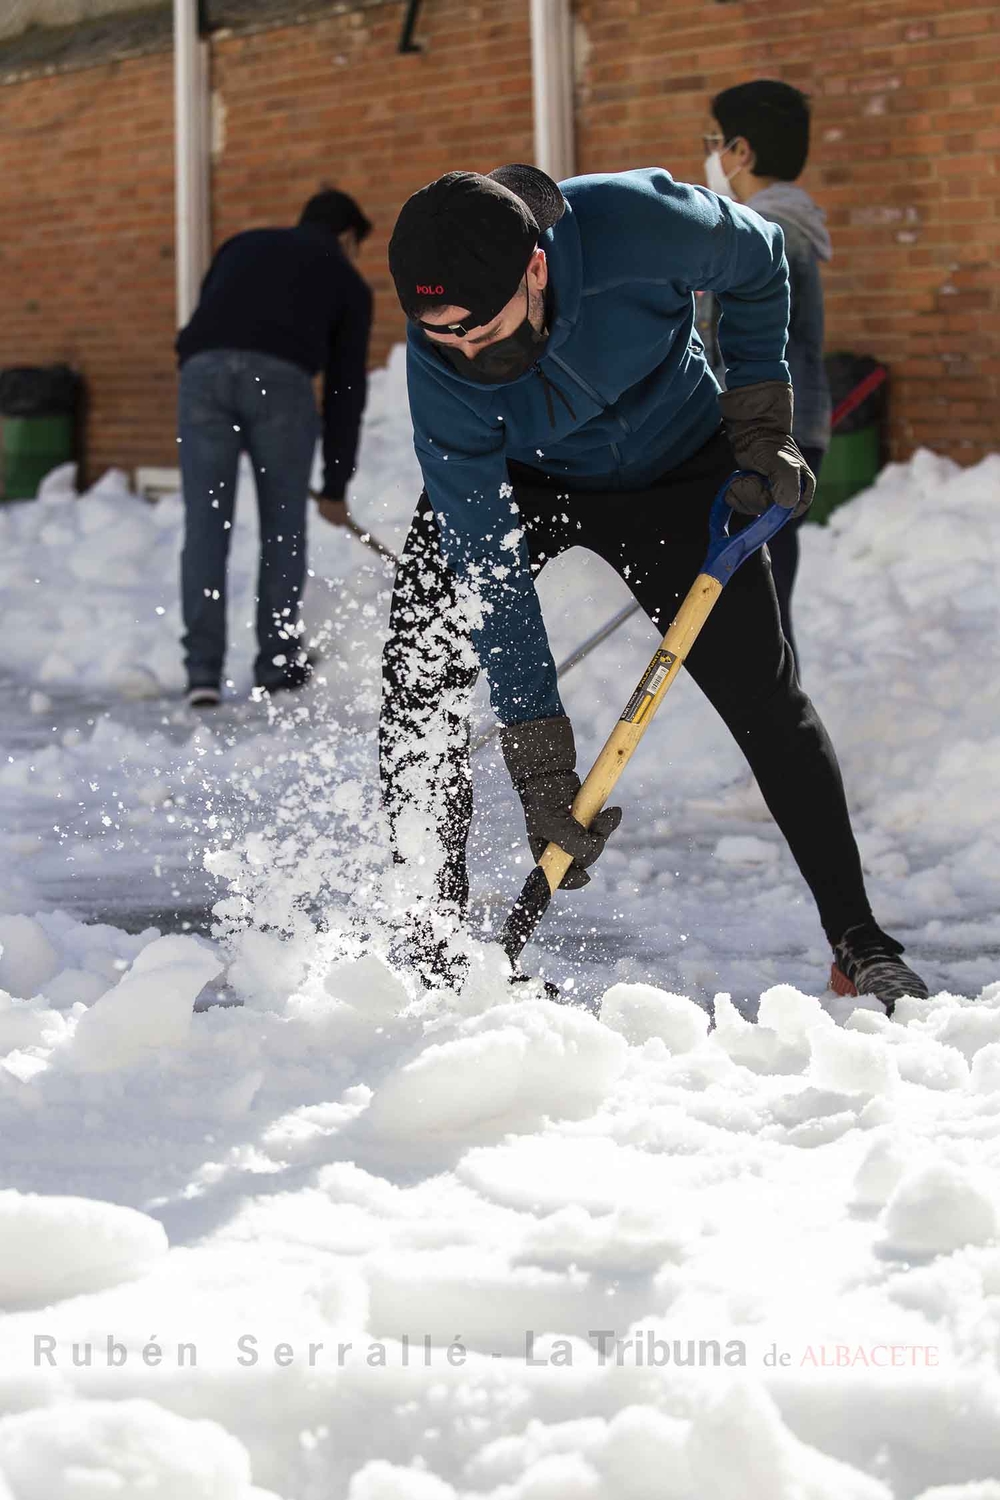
[500,469,793,964]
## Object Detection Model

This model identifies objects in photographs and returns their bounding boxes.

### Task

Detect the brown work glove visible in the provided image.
[719,380,816,518]
[500,715,622,890]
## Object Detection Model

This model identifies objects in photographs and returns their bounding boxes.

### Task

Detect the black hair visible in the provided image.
[710,79,811,181]
[299,189,372,242]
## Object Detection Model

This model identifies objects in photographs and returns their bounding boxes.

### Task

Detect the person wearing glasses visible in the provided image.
[699,80,832,673]
[380,163,927,1013]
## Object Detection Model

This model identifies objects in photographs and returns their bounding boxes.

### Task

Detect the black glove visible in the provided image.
[500,715,622,890]
[719,380,815,518]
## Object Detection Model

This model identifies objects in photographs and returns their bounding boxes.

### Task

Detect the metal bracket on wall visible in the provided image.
[398,0,424,53]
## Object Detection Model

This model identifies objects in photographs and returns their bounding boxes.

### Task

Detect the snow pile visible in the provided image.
[0,1400,258,1499]
[365,998,628,1141]
[0,350,997,1494]
[69,934,222,1073]
[1,966,999,1495]
[0,1193,167,1311]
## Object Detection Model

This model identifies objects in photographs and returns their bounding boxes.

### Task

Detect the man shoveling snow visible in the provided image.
[380,163,927,1014]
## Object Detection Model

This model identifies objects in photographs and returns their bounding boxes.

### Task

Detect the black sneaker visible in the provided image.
[185,683,221,709]
[830,921,929,1016]
[254,655,316,696]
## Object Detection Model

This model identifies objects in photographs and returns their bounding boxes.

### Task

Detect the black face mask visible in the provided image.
[436,289,548,384]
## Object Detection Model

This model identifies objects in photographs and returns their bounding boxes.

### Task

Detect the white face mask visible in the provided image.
[704,150,733,198]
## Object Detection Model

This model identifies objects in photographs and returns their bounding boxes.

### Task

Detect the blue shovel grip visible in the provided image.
[703,469,796,585]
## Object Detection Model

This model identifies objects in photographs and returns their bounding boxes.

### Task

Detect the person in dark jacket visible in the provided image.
[700,79,831,671]
[175,189,373,704]
[380,163,928,1013]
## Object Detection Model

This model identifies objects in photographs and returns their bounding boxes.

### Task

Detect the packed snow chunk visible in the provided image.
[518,1201,695,1273]
[807,1020,898,1097]
[489,1454,603,1498]
[890,1035,970,1091]
[926,1003,1000,1063]
[0,990,70,1057]
[224,926,311,1014]
[597,1406,693,1500]
[323,953,411,1022]
[881,1161,999,1257]
[347,1462,457,1500]
[712,993,807,1075]
[971,1044,1000,1095]
[69,934,223,1074]
[600,983,709,1052]
[36,461,78,499]
[465,1416,607,1492]
[686,1380,892,1500]
[851,1133,910,1210]
[713,835,779,865]
[0,1398,252,1498]
[38,967,110,1011]
[0,915,61,1000]
[758,985,836,1044]
[365,1002,627,1138]
[0,1190,167,1310]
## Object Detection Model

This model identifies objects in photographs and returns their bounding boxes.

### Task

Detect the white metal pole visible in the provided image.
[174,0,211,328]
[529,0,576,183]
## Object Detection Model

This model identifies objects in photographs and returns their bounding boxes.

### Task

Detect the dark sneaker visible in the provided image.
[830,921,929,1016]
[186,684,221,709]
[254,655,316,696]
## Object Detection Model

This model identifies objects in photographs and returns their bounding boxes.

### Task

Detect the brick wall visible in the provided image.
[210,0,533,375]
[0,0,533,481]
[0,52,177,480]
[1,0,996,480]
[575,0,1000,463]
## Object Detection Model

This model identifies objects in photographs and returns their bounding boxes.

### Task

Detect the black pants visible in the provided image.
[380,429,871,947]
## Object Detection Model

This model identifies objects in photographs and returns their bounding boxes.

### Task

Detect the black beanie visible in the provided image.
[388,164,566,328]
[300,189,372,242]
[711,80,811,181]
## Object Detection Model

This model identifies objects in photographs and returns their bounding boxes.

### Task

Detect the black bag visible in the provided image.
[0,364,83,418]
[824,352,887,435]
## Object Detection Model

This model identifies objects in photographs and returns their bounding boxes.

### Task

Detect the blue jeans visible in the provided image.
[178,349,319,688]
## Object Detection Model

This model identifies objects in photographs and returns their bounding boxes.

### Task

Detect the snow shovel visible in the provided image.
[499,471,794,966]
[345,515,398,566]
[495,375,884,723]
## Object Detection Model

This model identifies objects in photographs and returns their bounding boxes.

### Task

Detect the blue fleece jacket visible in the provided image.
[405,168,791,726]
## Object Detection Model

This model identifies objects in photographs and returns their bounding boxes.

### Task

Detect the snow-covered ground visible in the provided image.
[0,347,999,1497]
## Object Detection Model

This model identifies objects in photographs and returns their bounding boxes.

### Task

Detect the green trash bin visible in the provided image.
[1,413,76,501]
[809,352,888,526]
[811,424,881,527]
[0,364,83,501]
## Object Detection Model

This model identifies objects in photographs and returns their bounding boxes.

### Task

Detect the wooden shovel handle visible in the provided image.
[538,572,724,894]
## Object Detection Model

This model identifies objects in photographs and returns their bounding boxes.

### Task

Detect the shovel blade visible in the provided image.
[499,865,553,966]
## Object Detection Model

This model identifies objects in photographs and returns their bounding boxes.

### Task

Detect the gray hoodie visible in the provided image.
[746,185,832,453]
[698,184,833,454]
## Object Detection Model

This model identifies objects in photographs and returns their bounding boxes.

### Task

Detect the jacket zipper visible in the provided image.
[549,352,626,473]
